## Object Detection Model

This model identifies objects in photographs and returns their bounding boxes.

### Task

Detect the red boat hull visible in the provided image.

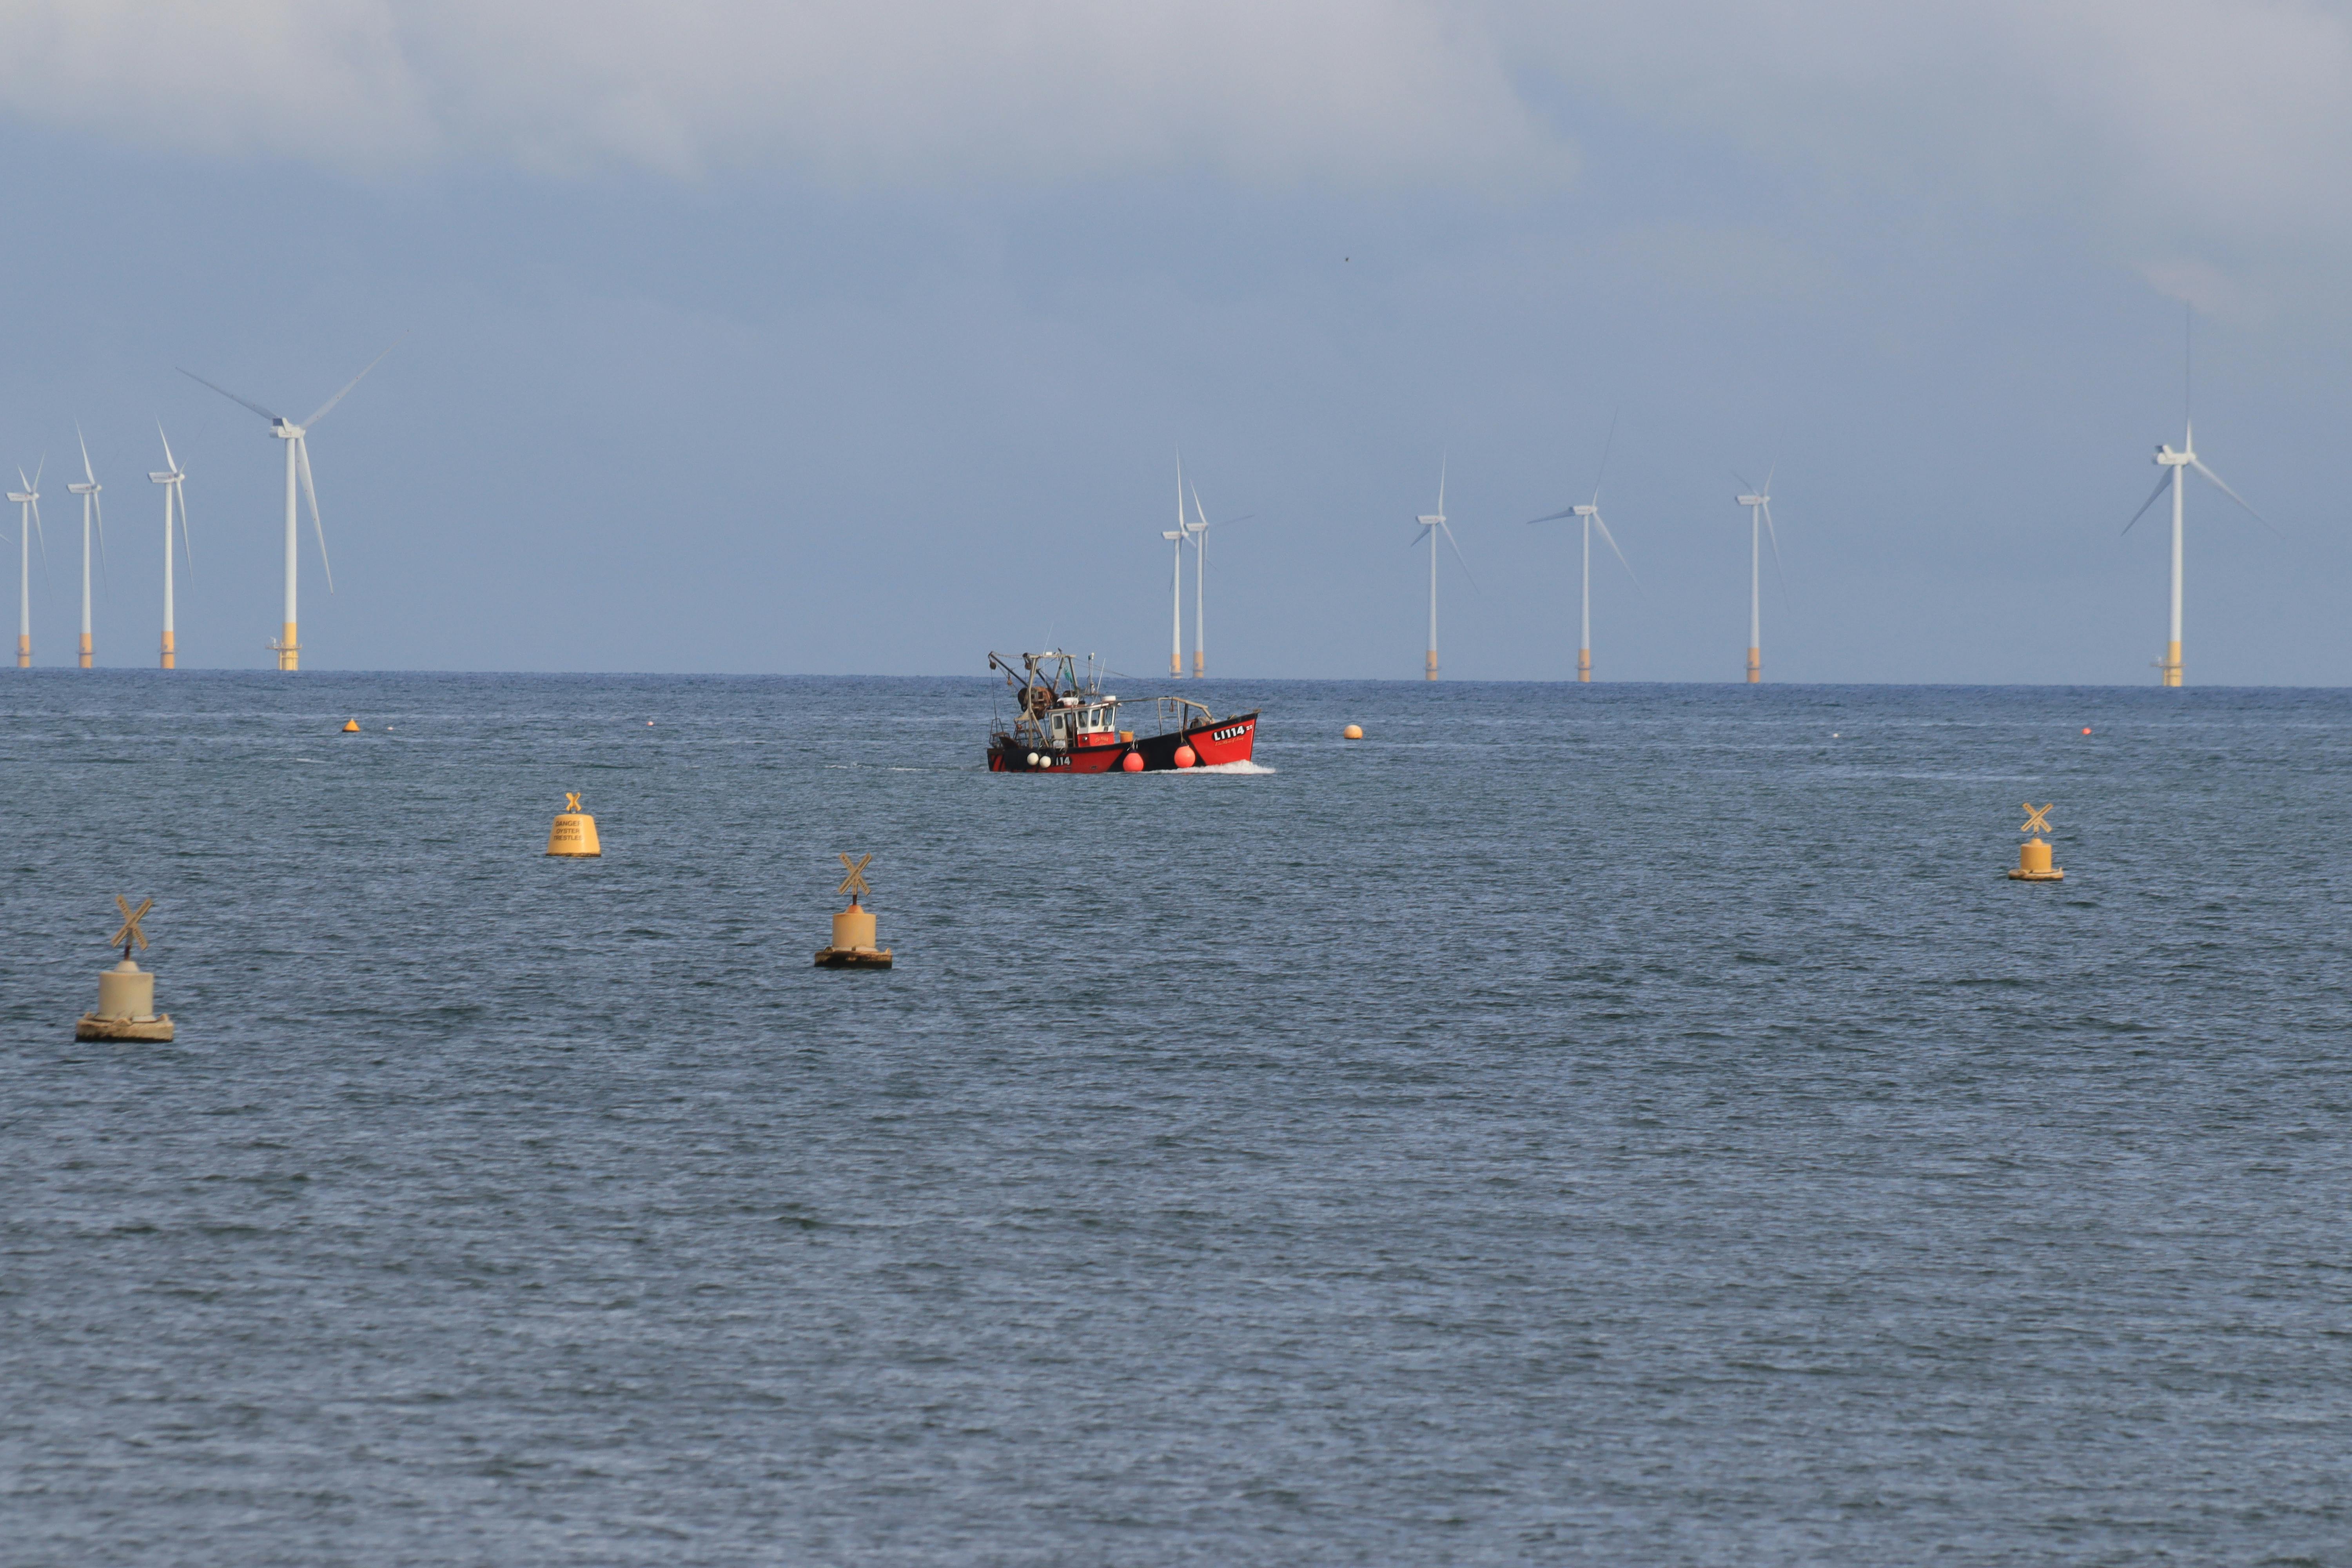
[989,711,1259,773]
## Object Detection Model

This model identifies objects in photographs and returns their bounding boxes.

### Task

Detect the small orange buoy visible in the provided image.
[1173,744,1196,768]
[1122,752,1144,771]
[342,719,360,732]
[1342,724,1363,740]
[2082,727,2092,735]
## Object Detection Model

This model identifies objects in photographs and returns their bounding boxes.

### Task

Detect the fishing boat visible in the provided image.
[986,650,1258,773]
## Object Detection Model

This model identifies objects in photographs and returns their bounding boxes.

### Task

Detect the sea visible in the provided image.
[4,672,2349,1566]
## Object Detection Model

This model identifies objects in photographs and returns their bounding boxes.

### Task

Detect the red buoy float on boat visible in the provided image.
[1122,752,1144,771]
[1173,744,1196,768]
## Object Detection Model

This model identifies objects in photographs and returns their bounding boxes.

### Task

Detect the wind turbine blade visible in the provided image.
[299,336,402,429]
[1436,454,1447,516]
[1439,520,1480,594]
[158,423,177,474]
[31,455,42,490]
[77,425,95,485]
[93,489,108,591]
[2120,470,2172,536]
[1730,468,1755,494]
[2189,457,2285,539]
[1524,508,1576,525]
[29,498,46,578]
[1761,500,1790,604]
[178,485,194,579]
[1590,510,1636,583]
[1403,526,1432,552]
[1189,482,1209,532]
[297,437,334,592]
[1591,403,1620,499]
[178,369,280,422]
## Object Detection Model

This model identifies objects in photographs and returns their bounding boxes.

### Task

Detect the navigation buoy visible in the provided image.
[2082,727,2093,735]
[546,792,602,857]
[816,853,893,969]
[1173,744,1197,768]
[2009,801,2064,882]
[76,896,173,1042]
[1343,724,1363,740]
[1122,752,1144,771]
[342,719,360,733]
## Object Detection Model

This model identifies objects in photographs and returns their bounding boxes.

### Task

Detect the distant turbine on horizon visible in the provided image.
[68,428,106,669]
[150,428,193,670]
[1528,416,1635,682]
[180,342,396,670]
[1165,453,1186,677]
[2121,316,2277,686]
[10,459,45,668]
[1180,478,1253,680]
[1410,457,1472,681]
[1732,470,1782,684]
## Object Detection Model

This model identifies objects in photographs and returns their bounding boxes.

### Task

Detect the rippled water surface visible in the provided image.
[6,672,2351,1565]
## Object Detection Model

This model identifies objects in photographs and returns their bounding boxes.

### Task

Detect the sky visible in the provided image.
[2,0,2349,684]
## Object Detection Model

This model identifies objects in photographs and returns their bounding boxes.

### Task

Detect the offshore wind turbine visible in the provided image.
[69,430,106,668]
[151,429,193,669]
[1733,470,1781,683]
[180,343,396,670]
[1164,455,1187,676]
[2120,321,2275,686]
[1187,485,1209,677]
[1410,457,1472,680]
[1527,418,1635,681]
[1180,482,1253,679]
[10,460,44,668]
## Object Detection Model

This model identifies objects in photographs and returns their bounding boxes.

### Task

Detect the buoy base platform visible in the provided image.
[2009,838,2063,881]
[76,1013,174,1042]
[815,946,893,969]
[547,813,601,856]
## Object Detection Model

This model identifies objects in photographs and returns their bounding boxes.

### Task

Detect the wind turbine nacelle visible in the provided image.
[5,493,31,505]
[1572,506,1598,517]
[1737,494,1764,506]
[1417,514,1444,526]
[272,421,302,439]
[68,483,98,495]
[150,472,179,483]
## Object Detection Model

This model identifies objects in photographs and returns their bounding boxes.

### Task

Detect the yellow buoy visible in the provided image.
[546,792,603,857]
[1343,724,1363,740]
[76,895,174,1042]
[817,852,893,969]
[342,719,361,732]
[2009,802,2064,882]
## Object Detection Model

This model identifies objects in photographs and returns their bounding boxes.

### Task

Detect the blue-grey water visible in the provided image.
[5,672,2350,1565]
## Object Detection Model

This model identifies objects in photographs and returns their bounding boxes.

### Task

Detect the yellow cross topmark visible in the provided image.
[2020,802,2054,835]
[111,895,153,953]
[837,853,874,899]
[565,792,582,813]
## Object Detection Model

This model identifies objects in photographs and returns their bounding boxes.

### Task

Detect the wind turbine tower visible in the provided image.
[151,430,192,669]
[11,462,43,668]
[181,344,394,670]
[69,431,104,669]
[1411,458,1470,680]
[1733,474,1779,683]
